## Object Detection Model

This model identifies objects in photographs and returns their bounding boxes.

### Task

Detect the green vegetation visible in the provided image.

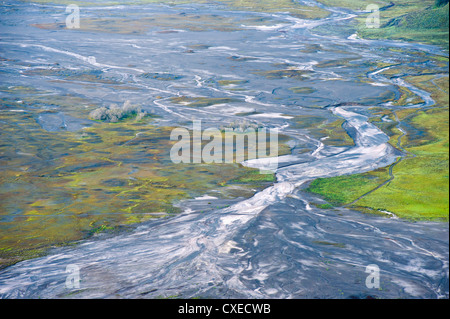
[254,64,313,80]
[23,67,122,85]
[436,0,449,7]
[229,170,275,184]
[32,13,246,33]
[295,115,354,147]
[14,0,450,252]
[26,0,330,19]
[217,80,248,87]
[89,100,148,123]
[317,0,449,49]
[218,0,330,19]
[298,1,449,221]
[312,241,346,248]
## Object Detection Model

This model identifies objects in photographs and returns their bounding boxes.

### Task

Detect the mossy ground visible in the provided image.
[303,3,448,221]
[318,0,449,50]
[0,89,287,268]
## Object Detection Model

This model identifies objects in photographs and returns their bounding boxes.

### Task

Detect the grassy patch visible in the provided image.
[316,0,386,11]
[169,96,241,107]
[294,114,354,147]
[217,80,248,87]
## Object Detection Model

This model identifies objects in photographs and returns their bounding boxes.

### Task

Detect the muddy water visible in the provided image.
[0,1,448,298]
